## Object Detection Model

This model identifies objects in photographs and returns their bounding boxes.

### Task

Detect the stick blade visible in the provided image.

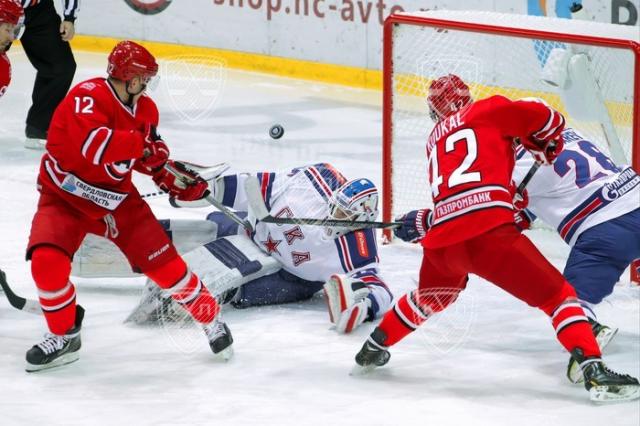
[244,176,270,220]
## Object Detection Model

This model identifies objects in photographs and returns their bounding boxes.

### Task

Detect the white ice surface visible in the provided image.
[0,49,638,426]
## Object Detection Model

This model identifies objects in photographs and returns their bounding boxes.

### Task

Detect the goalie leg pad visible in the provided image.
[180,235,281,298]
[126,235,280,324]
[72,219,220,278]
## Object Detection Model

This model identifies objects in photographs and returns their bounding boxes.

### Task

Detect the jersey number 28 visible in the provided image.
[429,128,481,198]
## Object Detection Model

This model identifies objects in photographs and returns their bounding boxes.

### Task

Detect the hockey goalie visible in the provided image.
[74,163,393,334]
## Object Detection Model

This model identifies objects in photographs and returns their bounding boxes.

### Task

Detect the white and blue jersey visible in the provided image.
[513,128,640,246]
[513,128,640,304]
[212,163,392,317]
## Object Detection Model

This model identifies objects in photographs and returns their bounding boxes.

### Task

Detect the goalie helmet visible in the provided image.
[427,74,472,122]
[0,0,24,40]
[107,40,158,83]
[325,178,379,239]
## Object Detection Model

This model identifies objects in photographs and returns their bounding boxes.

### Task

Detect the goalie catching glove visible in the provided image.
[153,160,209,201]
[323,274,372,333]
[393,208,432,243]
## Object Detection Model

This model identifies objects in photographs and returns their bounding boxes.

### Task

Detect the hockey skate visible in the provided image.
[567,319,619,384]
[569,349,640,402]
[203,317,234,361]
[351,327,390,376]
[26,306,85,372]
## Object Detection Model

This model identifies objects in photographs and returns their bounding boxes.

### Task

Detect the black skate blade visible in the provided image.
[25,352,80,373]
[590,384,640,403]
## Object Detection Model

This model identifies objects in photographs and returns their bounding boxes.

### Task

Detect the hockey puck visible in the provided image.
[269,124,284,139]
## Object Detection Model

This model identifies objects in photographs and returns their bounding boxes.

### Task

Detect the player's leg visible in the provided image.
[25,190,87,371]
[109,194,232,358]
[469,224,639,401]
[125,234,281,324]
[355,247,467,371]
[20,0,75,147]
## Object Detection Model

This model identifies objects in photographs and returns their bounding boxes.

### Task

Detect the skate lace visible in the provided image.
[37,333,67,355]
[602,365,633,380]
[204,319,226,338]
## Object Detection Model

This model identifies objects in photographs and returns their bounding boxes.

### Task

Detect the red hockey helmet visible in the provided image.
[427,74,472,122]
[107,40,158,82]
[0,0,23,26]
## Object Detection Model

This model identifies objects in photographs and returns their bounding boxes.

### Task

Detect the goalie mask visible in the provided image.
[427,74,472,122]
[325,178,379,239]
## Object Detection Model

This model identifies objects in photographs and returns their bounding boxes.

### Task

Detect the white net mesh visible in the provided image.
[387,10,639,218]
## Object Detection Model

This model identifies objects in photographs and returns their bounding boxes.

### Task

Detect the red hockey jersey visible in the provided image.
[424,95,564,248]
[38,77,158,219]
[0,53,11,98]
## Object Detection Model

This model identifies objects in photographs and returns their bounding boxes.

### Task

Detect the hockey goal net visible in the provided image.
[382,10,640,239]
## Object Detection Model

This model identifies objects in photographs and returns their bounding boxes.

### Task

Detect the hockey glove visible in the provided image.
[394,208,432,243]
[323,274,371,334]
[514,209,535,231]
[152,160,209,201]
[140,124,170,173]
[509,181,529,212]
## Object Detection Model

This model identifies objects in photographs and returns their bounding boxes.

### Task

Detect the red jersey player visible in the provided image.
[354,75,639,402]
[0,0,23,98]
[25,41,233,371]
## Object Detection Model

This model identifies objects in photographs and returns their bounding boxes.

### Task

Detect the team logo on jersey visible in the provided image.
[283,226,304,245]
[354,231,369,258]
[61,175,77,192]
[261,233,282,255]
[123,0,173,15]
[79,82,97,91]
[162,55,226,123]
[291,251,311,267]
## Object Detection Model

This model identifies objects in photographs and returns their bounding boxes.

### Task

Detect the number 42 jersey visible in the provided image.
[423,95,565,249]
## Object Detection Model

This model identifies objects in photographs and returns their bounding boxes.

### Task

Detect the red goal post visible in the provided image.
[381,10,640,281]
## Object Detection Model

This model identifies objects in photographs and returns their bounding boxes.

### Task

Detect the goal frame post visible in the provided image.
[382,13,640,242]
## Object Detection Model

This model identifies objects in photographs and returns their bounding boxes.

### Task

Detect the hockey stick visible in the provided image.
[244,176,403,230]
[517,161,541,195]
[162,161,254,232]
[0,269,42,315]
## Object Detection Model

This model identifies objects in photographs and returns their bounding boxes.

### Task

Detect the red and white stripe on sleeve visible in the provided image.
[81,127,113,165]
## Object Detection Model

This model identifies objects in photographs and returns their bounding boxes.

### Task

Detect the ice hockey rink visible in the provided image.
[0,48,638,426]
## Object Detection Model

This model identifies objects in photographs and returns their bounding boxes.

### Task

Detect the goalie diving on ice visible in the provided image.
[74,162,394,334]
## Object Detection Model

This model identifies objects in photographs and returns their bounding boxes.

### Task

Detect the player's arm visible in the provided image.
[488,95,566,164]
[62,88,146,165]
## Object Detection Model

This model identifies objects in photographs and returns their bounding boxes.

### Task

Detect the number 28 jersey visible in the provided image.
[423,95,564,249]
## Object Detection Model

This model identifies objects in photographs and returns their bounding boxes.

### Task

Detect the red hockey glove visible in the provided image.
[152,160,209,201]
[514,209,535,231]
[510,184,529,212]
[520,134,565,165]
[140,124,169,173]
[393,208,432,243]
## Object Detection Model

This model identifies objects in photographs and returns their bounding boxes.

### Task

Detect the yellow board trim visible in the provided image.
[68,35,383,91]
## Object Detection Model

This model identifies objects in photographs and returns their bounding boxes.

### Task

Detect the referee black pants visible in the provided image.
[21,0,76,135]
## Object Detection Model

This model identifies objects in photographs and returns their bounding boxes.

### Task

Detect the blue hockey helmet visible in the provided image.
[326,178,379,238]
